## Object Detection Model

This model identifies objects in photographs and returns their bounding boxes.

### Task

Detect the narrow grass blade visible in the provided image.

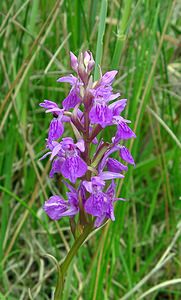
[94,0,107,80]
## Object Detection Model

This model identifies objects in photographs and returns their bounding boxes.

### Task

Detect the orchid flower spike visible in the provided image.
[40,50,136,229]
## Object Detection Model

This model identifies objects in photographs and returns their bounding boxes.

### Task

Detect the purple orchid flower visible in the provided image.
[113,116,136,143]
[57,74,82,110]
[110,98,136,143]
[47,137,87,183]
[89,71,120,127]
[43,192,79,220]
[39,100,70,122]
[83,177,124,227]
[39,100,62,116]
[40,100,71,143]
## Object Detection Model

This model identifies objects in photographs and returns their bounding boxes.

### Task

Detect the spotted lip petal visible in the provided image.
[48,118,64,143]
[84,184,114,227]
[62,87,81,110]
[85,193,110,217]
[83,176,123,227]
[61,156,87,183]
[89,102,113,127]
[114,122,136,143]
[57,74,82,110]
[49,158,64,178]
[47,138,88,183]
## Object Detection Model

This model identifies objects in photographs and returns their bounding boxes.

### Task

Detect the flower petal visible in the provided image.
[62,88,81,110]
[39,100,58,110]
[57,74,77,85]
[76,139,85,152]
[82,181,93,193]
[94,214,106,227]
[107,158,128,172]
[45,107,62,114]
[67,191,79,208]
[115,122,136,143]
[43,195,67,220]
[106,92,120,102]
[100,70,118,85]
[70,52,78,72]
[109,99,127,116]
[61,156,87,183]
[89,103,113,127]
[50,143,62,160]
[99,171,124,180]
[113,197,127,202]
[49,158,63,178]
[39,151,51,161]
[120,146,135,165]
[84,193,109,217]
[91,176,105,187]
[106,180,116,198]
[98,145,120,172]
[48,118,64,142]
[39,100,61,116]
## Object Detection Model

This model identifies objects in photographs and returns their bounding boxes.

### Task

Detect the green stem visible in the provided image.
[54,224,93,300]
[54,266,64,300]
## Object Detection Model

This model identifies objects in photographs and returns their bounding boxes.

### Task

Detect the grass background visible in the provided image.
[0,0,181,299]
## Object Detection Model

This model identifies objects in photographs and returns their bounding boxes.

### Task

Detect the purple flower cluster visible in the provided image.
[40,51,135,228]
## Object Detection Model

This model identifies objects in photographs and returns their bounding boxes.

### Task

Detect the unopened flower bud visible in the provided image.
[70,52,78,72]
[83,50,95,73]
[78,52,88,84]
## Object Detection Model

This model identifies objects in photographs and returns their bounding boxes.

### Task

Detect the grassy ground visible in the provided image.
[0,0,181,299]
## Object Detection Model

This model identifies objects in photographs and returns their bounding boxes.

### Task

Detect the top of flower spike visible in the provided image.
[70,50,95,75]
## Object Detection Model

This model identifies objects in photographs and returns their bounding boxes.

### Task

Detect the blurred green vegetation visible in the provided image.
[0,0,181,299]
